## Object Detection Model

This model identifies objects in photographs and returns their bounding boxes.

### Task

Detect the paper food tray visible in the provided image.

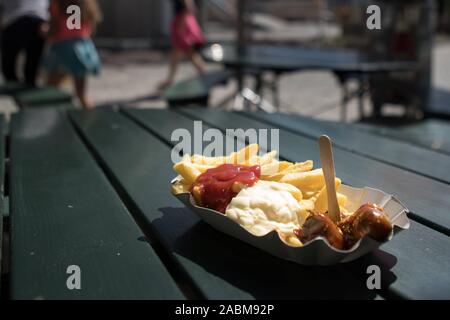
[172,178,410,266]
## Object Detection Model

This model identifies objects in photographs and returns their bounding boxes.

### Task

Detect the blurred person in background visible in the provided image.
[158,0,207,90]
[0,0,49,86]
[43,0,102,109]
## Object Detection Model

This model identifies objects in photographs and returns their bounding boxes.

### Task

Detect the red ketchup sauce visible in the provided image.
[192,164,261,213]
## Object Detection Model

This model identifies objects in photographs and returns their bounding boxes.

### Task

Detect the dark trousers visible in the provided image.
[1,16,46,86]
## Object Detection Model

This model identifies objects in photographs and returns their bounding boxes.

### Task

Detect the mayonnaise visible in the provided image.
[225,180,310,246]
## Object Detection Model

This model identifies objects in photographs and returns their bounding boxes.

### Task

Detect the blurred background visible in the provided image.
[1,0,449,123]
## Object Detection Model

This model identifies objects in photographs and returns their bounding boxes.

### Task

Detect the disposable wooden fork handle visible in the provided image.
[318,135,341,223]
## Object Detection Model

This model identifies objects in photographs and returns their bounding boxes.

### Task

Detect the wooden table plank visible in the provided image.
[354,120,450,156]
[70,109,382,299]
[179,108,450,236]
[240,112,450,185]
[125,108,450,299]
[9,108,184,300]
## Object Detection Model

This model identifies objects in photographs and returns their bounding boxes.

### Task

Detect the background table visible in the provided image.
[202,43,417,120]
[3,107,450,299]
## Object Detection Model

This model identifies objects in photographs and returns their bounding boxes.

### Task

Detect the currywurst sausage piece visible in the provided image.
[295,203,393,250]
[294,213,345,250]
[338,203,393,248]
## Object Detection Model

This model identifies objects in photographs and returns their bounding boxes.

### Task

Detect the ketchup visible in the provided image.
[192,164,261,213]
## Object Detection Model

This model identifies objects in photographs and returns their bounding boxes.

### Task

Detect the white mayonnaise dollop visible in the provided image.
[225,180,309,245]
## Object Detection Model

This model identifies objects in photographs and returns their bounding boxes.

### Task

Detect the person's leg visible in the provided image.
[24,17,46,86]
[186,47,206,75]
[1,22,22,82]
[74,76,93,109]
[46,72,66,87]
[158,48,183,90]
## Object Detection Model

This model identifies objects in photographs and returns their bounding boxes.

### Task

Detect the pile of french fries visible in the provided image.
[172,144,348,215]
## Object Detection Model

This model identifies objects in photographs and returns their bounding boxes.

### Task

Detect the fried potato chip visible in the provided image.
[173,162,202,184]
[313,178,342,214]
[284,160,314,174]
[191,185,202,205]
[279,168,325,193]
[260,161,292,177]
[190,163,215,173]
[263,160,313,181]
[190,144,260,166]
[279,232,303,247]
[191,154,227,165]
[299,199,315,212]
[234,144,259,164]
[337,193,347,207]
[181,154,191,163]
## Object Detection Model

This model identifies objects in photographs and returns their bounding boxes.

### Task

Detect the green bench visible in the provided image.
[9,108,183,299]
[13,86,73,108]
[163,70,232,107]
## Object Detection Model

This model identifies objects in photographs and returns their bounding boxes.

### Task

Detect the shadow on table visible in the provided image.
[158,207,398,300]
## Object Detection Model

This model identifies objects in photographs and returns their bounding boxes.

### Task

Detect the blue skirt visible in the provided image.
[43,38,101,77]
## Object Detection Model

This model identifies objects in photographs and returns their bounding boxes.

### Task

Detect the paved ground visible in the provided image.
[1,40,449,123]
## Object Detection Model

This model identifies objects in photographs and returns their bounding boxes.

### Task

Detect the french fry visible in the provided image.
[173,162,202,184]
[178,154,191,163]
[191,144,259,166]
[284,160,314,174]
[263,160,313,181]
[279,232,303,247]
[299,199,315,212]
[261,161,292,177]
[337,192,347,207]
[191,185,202,205]
[259,150,278,165]
[280,168,325,193]
[233,144,259,164]
[191,154,227,165]
[190,163,215,173]
[246,150,277,166]
[313,178,342,214]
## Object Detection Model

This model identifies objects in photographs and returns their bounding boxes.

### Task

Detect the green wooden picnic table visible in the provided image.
[2,107,450,299]
[202,43,417,118]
